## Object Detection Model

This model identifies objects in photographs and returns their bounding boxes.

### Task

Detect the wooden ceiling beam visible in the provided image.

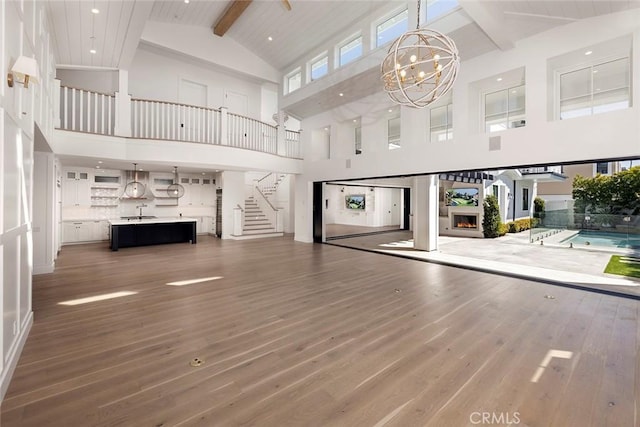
[213,0,253,37]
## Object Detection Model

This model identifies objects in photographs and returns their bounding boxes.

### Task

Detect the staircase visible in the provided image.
[257,173,286,202]
[240,196,283,238]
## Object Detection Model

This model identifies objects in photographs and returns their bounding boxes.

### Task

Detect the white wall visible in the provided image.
[33,151,56,274]
[324,184,400,227]
[129,44,265,120]
[56,69,118,94]
[1,0,57,401]
[294,10,640,242]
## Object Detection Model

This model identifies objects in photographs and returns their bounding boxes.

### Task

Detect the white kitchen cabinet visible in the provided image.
[62,169,91,207]
[178,175,214,207]
[63,220,109,243]
[63,221,92,243]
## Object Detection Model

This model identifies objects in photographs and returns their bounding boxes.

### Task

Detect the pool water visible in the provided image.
[562,231,640,249]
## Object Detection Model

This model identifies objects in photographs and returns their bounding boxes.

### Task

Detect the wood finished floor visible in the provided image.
[2,235,639,426]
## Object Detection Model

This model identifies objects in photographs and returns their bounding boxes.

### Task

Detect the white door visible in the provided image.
[224,90,248,116]
[179,79,208,141]
[179,79,208,107]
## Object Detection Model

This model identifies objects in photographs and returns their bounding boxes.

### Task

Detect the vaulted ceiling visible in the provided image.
[47,0,640,118]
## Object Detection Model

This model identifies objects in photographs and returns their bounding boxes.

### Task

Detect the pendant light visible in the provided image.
[167,166,185,198]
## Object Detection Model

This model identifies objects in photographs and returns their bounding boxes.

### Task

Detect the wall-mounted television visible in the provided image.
[345,194,366,210]
[445,188,479,206]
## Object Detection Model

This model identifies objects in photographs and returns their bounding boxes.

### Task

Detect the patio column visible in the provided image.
[413,174,439,251]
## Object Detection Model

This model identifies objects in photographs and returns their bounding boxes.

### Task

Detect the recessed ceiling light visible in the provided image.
[593,70,598,74]
[184,0,190,4]
[268,36,273,41]
[98,161,103,164]
[90,49,97,54]
[585,50,593,55]
[324,127,329,131]
[511,90,516,94]
[202,172,206,175]
[91,8,99,14]
[96,166,100,169]
[353,119,357,123]
[339,93,344,97]
[388,109,393,113]
[496,77,503,82]
[139,168,144,171]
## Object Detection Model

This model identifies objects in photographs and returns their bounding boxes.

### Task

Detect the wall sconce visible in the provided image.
[340,187,345,192]
[7,56,39,88]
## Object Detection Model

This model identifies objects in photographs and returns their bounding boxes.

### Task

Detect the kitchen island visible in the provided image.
[109,217,197,251]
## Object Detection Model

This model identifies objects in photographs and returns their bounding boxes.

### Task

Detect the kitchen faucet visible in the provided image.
[136,203,147,218]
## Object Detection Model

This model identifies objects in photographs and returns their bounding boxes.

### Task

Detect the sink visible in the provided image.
[120,215,157,220]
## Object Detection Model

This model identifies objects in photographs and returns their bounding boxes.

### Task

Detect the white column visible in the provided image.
[413,174,439,251]
[114,70,132,137]
[33,152,56,274]
[276,110,286,156]
[219,107,228,145]
[221,170,245,239]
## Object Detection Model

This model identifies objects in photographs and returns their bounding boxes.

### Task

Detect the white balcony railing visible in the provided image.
[57,86,302,159]
[131,98,221,144]
[228,112,277,154]
[59,86,115,135]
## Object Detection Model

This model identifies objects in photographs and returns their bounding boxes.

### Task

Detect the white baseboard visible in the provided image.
[33,263,55,275]
[0,311,33,402]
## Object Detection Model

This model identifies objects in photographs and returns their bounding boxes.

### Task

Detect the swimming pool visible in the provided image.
[562,230,640,249]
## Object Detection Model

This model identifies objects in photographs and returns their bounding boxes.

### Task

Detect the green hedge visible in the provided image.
[505,218,538,233]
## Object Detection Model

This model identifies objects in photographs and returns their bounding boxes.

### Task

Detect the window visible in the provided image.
[485,85,525,133]
[388,116,401,150]
[376,9,408,47]
[619,159,640,171]
[595,162,609,175]
[559,57,630,120]
[426,0,459,22]
[310,54,328,81]
[339,36,363,67]
[430,103,453,142]
[285,69,301,94]
[493,185,499,198]
[355,126,362,155]
[522,188,529,211]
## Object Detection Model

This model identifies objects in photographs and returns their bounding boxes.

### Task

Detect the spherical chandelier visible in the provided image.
[381,1,460,109]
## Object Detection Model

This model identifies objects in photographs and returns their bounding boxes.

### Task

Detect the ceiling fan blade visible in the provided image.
[282,0,291,11]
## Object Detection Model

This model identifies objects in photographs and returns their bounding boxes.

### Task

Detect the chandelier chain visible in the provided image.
[416,0,421,29]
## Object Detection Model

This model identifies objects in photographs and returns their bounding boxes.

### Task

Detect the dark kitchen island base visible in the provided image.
[110,220,197,251]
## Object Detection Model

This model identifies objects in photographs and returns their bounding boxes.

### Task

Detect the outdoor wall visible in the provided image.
[0,0,58,400]
[294,10,640,243]
[537,163,593,197]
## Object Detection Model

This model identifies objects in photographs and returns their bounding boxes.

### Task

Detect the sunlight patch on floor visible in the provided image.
[379,240,414,248]
[166,276,223,286]
[59,291,138,306]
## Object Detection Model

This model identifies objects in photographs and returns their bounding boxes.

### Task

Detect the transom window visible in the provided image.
[485,85,525,133]
[559,57,630,120]
[310,54,328,81]
[339,36,363,67]
[376,9,408,47]
[430,103,453,142]
[286,69,302,94]
[425,0,459,22]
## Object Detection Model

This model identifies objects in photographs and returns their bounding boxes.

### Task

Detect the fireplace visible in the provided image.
[453,214,478,229]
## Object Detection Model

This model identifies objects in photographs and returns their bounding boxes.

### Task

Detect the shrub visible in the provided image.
[506,218,535,233]
[498,223,509,236]
[482,195,502,238]
[533,197,546,222]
